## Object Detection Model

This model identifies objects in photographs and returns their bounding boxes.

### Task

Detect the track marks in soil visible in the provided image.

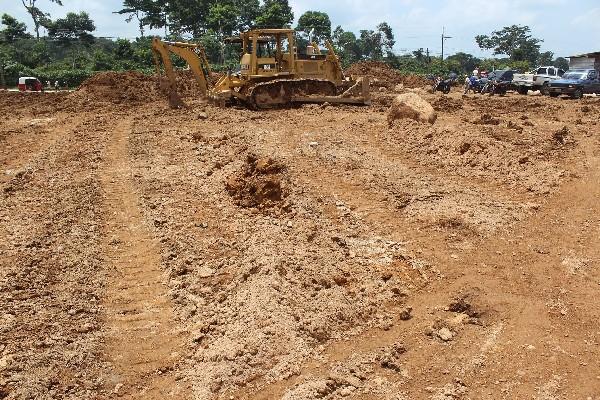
[100,119,188,399]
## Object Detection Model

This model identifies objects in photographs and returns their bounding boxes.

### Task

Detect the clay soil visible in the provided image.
[1,73,600,400]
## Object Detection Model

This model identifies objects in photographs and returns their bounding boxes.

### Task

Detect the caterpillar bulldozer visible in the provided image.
[151,28,371,109]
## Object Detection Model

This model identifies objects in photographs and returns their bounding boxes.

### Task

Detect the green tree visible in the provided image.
[1,14,32,43]
[376,22,395,57]
[332,26,361,66]
[475,25,542,65]
[116,0,153,37]
[553,57,569,71]
[0,43,13,87]
[20,0,63,40]
[207,3,239,36]
[48,12,96,68]
[537,50,554,66]
[237,0,260,31]
[92,48,116,70]
[255,0,293,28]
[358,29,382,60]
[297,11,331,44]
[446,52,481,73]
[48,12,96,44]
[117,0,169,36]
[115,38,134,60]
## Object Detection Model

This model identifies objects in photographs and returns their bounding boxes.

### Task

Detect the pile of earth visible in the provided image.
[0,91,70,117]
[345,61,428,89]
[73,71,162,104]
[168,69,222,98]
[432,96,464,112]
[225,154,289,209]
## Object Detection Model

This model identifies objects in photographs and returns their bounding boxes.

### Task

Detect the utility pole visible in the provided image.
[441,27,452,62]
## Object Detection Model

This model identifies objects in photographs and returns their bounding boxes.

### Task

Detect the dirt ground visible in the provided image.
[1,73,600,400]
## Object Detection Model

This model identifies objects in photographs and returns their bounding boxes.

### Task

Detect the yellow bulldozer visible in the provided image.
[151,28,371,109]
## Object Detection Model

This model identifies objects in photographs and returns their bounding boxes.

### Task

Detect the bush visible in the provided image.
[31,69,95,87]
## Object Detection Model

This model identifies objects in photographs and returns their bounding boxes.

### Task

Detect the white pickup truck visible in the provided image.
[512,66,566,95]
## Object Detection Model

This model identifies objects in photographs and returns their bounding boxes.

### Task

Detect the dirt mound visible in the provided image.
[346,61,427,89]
[74,71,161,104]
[433,96,464,112]
[225,154,288,208]
[71,70,210,107]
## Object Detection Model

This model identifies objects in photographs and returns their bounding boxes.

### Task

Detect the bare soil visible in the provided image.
[1,74,600,400]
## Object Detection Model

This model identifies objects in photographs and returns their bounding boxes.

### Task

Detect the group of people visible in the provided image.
[464,66,489,94]
[46,80,64,91]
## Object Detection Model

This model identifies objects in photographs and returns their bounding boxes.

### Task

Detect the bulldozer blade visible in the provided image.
[292,77,371,106]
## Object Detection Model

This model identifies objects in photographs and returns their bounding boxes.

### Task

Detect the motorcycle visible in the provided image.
[480,79,510,96]
[464,76,485,94]
[429,73,457,94]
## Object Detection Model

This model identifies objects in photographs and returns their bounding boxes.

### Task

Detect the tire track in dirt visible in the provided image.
[100,119,188,399]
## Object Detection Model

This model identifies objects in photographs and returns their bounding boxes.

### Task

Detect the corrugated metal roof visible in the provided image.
[568,52,600,58]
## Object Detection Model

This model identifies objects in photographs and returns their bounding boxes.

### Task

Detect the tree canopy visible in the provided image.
[21,0,63,40]
[1,14,32,43]
[255,0,294,29]
[48,12,96,45]
[297,11,331,44]
[475,25,542,65]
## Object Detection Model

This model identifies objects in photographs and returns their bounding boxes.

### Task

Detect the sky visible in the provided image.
[2,0,599,58]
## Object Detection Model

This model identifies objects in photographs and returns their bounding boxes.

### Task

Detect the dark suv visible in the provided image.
[548,69,600,99]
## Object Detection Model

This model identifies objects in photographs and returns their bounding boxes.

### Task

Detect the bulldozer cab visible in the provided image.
[232,29,344,86]
[235,29,296,78]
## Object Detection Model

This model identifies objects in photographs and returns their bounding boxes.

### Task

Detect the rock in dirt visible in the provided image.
[436,327,455,342]
[399,306,413,321]
[553,126,570,145]
[387,93,437,126]
[474,113,500,125]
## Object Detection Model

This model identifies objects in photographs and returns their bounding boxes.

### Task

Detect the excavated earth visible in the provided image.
[1,71,600,400]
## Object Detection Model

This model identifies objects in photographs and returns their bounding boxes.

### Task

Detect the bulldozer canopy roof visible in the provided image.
[226,28,295,43]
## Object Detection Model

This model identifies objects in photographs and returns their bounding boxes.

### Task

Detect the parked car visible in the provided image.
[547,69,600,99]
[513,66,566,95]
[18,77,43,92]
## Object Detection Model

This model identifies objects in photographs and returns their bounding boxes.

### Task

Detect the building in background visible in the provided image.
[568,52,600,70]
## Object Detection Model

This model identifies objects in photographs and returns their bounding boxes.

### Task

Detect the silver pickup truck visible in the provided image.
[512,66,566,95]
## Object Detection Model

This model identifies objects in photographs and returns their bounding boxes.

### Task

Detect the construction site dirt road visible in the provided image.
[1,66,599,400]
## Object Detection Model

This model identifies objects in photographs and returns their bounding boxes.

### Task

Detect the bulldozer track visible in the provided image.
[247,78,337,109]
[100,119,189,399]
